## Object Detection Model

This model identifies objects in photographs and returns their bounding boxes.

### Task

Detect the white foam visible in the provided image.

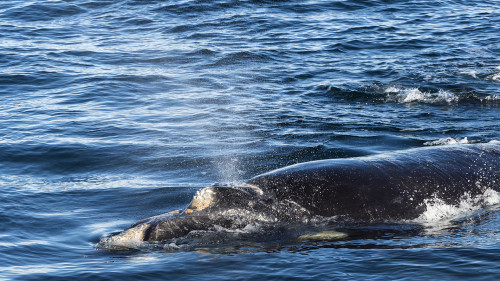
[490,73,500,81]
[423,137,469,146]
[385,87,458,104]
[485,94,500,100]
[486,66,500,81]
[466,70,478,78]
[413,188,500,225]
[424,138,500,146]
[384,86,401,93]
[401,88,425,103]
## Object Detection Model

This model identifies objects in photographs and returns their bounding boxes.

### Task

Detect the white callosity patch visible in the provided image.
[99,223,149,249]
[185,187,216,213]
[413,188,500,224]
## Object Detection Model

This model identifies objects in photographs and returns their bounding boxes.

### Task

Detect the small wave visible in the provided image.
[488,73,500,81]
[413,189,500,224]
[486,66,500,81]
[3,2,86,22]
[212,51,273,66]
[384,87,460,104]
[423,137,470,146]
[319,84,499,105]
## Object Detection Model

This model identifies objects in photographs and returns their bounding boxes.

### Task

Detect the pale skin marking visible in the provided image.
[297,231,348,241]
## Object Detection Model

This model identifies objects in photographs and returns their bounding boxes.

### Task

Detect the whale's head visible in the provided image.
[184,183,265,214]
[98,184,309,249]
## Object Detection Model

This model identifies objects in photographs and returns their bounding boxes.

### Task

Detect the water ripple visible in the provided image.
[1,0,500,279]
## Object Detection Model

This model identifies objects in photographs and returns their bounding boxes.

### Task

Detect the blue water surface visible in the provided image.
[1,0,500,280]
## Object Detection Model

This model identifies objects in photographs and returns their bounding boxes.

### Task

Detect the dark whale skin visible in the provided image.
[248,143,500,221]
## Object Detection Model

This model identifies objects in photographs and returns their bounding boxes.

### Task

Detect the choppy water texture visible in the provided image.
[1,0,499,280]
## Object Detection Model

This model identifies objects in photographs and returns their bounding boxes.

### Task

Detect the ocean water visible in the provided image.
[1,0,500,280]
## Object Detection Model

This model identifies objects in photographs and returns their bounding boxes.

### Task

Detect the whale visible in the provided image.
[99,143,500,248]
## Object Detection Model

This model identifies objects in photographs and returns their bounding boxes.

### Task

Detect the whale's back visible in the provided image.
[248,144,500,221]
